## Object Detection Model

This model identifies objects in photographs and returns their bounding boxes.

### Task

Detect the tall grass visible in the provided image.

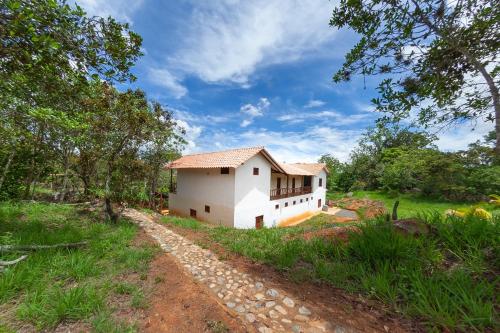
[196,213,499,331]
[0,202,158,331]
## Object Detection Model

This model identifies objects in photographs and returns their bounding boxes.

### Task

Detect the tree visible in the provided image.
[330,0,500,157]
[141,102,184,208]
[318,154,344,192]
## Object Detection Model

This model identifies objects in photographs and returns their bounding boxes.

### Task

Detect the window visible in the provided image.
[318,199,322,208]
[205,205,210,213]
[221,167,229,174]
[293,200,296,205]
[275,204,279,210]
[319,178,323,187]
[255,215,264,229]
[190,209,197,218]
[300,199,303,203]
[253,167,259,175]
[311,197,313,200]
[285,202,288,207]
[306,198,309,202]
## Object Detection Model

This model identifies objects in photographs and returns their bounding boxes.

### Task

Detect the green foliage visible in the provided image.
[330,0,500,156]
[0,202,157,329]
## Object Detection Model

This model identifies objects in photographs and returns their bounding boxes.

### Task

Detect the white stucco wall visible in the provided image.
[312,170,327,208]
[233,153,273,228]
[169,168,235,226]
[270,173,303,189]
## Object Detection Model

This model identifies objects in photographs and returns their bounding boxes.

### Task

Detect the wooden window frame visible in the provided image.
[205,205,210,213]
[253,167,259,175]
[319,178,323,187]
[284,202,288,207]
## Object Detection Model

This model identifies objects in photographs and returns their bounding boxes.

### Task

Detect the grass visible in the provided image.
[327,190,499,218]
[0,202,158,331]
[161,212,499,332]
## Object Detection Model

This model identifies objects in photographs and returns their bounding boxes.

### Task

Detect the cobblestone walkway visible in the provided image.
[124,209,355,333]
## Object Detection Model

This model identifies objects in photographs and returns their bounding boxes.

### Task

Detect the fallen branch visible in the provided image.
[0,255,28,266]
[0,241,88,252]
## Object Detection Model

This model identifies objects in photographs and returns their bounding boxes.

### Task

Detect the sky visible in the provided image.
[77,0,493,163]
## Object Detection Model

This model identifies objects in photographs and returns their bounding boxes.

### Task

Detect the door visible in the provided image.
[317,199,322,208]
[255,215,264,229]
[292,177,295,189]
[276,177,281,196]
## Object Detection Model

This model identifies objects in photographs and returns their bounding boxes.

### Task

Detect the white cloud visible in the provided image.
[175,119,202,153]
[240,119,252,128]
[435,119,493,152]
[148,68,188,99]
[75,0,144,23]
[240,97,270,127]
[304,99,326,108]
[183,125,361,162]
[167,0,337,86]
[277,110,372,126]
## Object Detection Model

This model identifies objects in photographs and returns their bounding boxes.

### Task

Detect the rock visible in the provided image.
[255,293,266,300]
[346,192,354,197]
[393,219,430,236]
[334,327,347,333]
[281,318,292,324]
[258,327,273,333]
[292,325,302,333]
[274,305,287,315]
[298,306,311,316]
[226,302,236,308]
[235,305,246,313]
[255,282,264,290]
[310,320,333,331]
[265,301,276,308]
[294,315,309,322]
[266,289,279,298]
[283,297,295,308]
[246,313,256,323]
[269,309,279,319]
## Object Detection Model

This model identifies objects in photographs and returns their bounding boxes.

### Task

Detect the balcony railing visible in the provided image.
[270,186,312,200]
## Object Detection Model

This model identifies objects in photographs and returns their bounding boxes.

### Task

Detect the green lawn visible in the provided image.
[0,202,158,332]
[327,190,498,218]
[161,213,499,332]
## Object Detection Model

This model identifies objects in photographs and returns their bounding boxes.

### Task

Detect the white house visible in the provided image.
[166,146,328,229]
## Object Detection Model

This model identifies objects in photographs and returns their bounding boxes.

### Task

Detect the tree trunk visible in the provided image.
[104,163,118,223]
[59,156,70,202]
[0,150,15,191]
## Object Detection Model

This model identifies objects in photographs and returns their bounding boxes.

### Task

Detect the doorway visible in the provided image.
[276,177,281,195]
[255,215,264,229]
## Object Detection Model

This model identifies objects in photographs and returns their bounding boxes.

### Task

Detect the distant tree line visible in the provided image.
[320,125,499,201]
[0,0,185,221]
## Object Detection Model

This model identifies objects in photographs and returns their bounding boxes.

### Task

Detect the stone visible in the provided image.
[310,320,333,331]
[226,302,236,308]
[265,301,276,308]
[283,297,295,308]
[209,283,216,288]
[334,327,347,333]
[269,309,279,319]
[266,289,279,298]
[246,313,256,323]
[258,327,273,333]
[298,306,311,316]
[255,282,264,289]
[281,318,292,324]
[274,305,287,315]
[292,325,302,333]
[235,305,246,313]
[255,293,266,300]
[294,315,309,322]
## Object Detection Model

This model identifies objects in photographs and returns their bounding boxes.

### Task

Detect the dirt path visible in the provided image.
[124,208,359,333]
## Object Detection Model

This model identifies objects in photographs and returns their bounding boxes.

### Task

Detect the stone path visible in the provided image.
[124,209,355,333]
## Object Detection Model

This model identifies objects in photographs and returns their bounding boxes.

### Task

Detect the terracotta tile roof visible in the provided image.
[166,146,328,176]
[288,163,329,175]
[166,146,285,173]
[279,163,328,176]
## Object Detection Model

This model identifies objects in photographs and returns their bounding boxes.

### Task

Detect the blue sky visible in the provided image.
[78,0,493,162]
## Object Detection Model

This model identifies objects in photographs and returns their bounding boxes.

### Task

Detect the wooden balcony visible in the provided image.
[270,186,312,200]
